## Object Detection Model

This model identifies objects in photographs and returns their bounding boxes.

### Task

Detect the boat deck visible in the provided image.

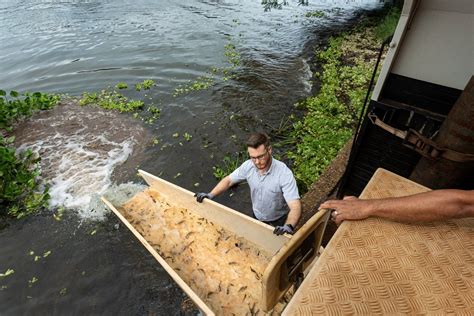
[283,168,474,315]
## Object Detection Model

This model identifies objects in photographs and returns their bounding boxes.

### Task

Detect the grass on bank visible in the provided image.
[288,7,400,192]
[0,91,59,218]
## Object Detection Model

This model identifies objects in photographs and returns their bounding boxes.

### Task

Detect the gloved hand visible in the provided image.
[194,192,214,203]
[273,224,294,235]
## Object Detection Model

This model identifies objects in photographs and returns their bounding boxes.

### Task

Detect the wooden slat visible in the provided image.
[139,169,289,254]
[101,197,215,316]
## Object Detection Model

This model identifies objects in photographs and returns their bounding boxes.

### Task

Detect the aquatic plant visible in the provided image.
[79,89,144,113]
[261,0,288,11]
[305,10,326,18]
[0,90,60,132]
[135,79,156,91]
[288,9,398,191]
[374,7,401,41]
[212,152,245,180]
[173,37,241,96]
[173,76,215,97]
[0,90,58,218]
[0,135,50,219]
[115,82,128,90]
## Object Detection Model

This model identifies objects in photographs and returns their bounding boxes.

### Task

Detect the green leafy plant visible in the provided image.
[288,16,387,192]
[0,135,50,218]
[142,79,155,90]
[79,89,144,113]
[0,90,57,219]
[173,38,241,97]
[374,7,401,41]
[261,0,288,11]
[305,10,326,18]
[212,152,245,180]
[0,90,60,131]
[135,79,156,91]
[115,82,128,90]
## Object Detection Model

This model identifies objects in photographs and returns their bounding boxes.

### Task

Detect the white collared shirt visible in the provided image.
[229,157,300,221]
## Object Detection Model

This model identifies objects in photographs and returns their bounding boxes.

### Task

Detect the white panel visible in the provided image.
[372,0,416,101]
[392,2,474,89]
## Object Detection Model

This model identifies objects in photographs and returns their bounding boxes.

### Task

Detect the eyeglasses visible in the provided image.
[250,150,268,161]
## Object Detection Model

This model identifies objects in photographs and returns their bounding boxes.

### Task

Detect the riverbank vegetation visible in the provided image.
[0,91,59,218]
[289,7,400,191]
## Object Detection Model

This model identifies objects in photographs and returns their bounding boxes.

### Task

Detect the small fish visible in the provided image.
[185,231,195,239]
[250,267,260,280]
[228,261,237,265]
[206,291,217,298]
[238,286,248,292]
[183,240,195,251]
[249,302,256,315]
[176,220,185,225]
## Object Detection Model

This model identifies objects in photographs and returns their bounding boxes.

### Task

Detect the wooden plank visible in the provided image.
[139,169,289,254]
[101,197,215,316]
[262,208,330,311]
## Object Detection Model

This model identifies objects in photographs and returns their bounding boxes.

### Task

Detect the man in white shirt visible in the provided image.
[195,133,301,235]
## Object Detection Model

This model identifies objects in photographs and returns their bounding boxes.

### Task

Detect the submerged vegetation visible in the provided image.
[79,79,161,124]
[79,89,144,112]
[212,152,246,180]
[289,7,401,191]
[0,91,59,218]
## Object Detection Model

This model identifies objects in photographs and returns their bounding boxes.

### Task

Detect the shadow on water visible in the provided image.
[0,0,389,314]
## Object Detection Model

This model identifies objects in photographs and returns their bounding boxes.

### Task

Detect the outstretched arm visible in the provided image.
[285,199,302,227]
[209,175,234,198]
[320,189,474,224]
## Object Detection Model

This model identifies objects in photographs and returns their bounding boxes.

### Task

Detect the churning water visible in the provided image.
[13,101,148,220]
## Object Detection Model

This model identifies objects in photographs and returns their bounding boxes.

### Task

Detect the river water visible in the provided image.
[1,0,386,314]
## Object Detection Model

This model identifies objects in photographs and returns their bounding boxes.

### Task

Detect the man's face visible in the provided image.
[248,144,272,170]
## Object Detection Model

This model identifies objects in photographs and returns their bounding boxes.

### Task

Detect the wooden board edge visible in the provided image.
[138,169,291,243]
[101,197,215,316]
[261,209,330,311]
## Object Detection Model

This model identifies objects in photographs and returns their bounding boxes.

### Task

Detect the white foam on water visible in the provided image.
[17,133,135,220]
[88,182,147,220]
[13,102,149,221]
[300,57,313,94]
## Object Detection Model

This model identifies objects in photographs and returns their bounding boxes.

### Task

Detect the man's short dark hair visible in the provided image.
[246,133,270,149]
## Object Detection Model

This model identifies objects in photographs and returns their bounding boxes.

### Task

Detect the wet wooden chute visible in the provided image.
[102,170,330,315]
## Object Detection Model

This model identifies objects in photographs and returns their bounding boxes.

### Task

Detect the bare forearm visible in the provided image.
[322,189,474,224]
[286,199,301,227]
[209,176,234,198]
[369,190,474,222]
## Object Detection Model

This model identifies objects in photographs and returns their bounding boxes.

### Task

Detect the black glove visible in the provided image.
[194,192,214,203]
[273,224,294,235]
